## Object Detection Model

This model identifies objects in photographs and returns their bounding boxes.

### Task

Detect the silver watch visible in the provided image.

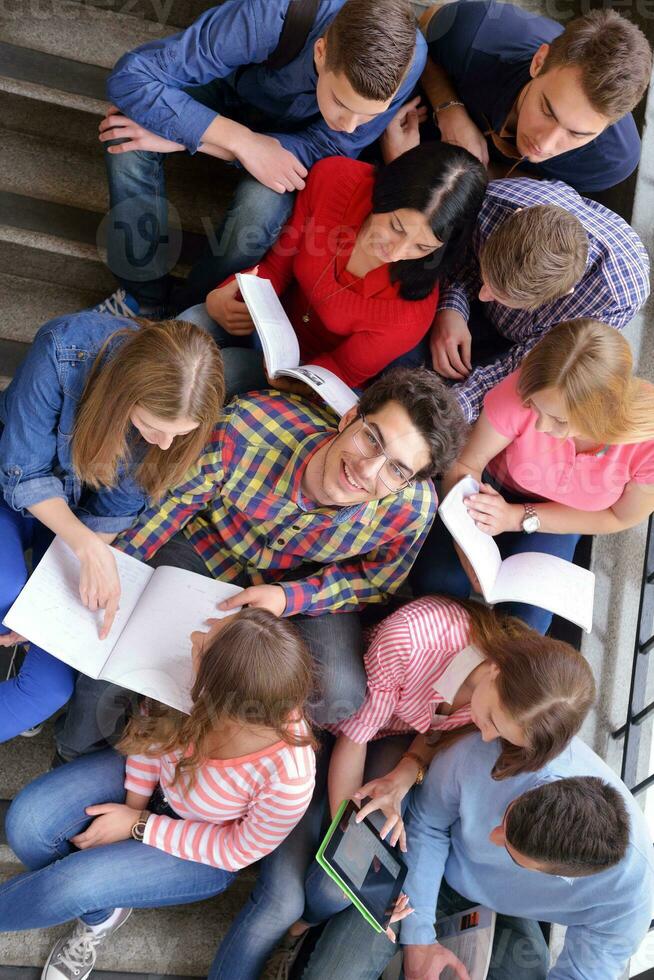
[521,503,540,534]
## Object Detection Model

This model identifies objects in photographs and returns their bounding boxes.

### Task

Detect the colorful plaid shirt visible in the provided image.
[439,178,650,422]
[118,393,437,617]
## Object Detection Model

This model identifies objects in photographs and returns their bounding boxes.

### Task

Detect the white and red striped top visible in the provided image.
[124,722,315,871]
[334,597,482,744]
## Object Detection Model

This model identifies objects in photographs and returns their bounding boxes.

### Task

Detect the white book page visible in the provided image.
[104,566,244,713]
[490,552,595,633]
[3,538,153,676]
[437,477,502,600]
[236,273,300,375]
[437,906,496,980]
[278,365,358,417]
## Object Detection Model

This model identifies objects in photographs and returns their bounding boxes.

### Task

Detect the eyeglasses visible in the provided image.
[351,415,415,493]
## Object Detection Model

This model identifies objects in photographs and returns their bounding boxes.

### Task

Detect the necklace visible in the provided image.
[302,239,356,324]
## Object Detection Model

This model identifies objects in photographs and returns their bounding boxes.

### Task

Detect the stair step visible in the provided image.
[46,0,212,30]
[0,125,236,235]
[0,271,104,346]
[0,7,174,72]
[0,40,109,103]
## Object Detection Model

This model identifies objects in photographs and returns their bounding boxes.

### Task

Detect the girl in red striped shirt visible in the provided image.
[1,609,316,980]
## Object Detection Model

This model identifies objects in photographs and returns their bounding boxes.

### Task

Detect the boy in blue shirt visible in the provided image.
[416,3,651,194]
[297,734,654,980]
[96,0,425,316]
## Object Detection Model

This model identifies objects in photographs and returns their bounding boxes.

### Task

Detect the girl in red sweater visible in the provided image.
[183,144,487,393]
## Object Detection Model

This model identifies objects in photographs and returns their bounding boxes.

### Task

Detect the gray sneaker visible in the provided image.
[267,930,310,980]
[42,909,132,980]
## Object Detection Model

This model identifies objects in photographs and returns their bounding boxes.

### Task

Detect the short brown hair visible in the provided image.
[542,10,652,121]
[325,0,416,101]
[480,206,589,310]
[506,777,630,877]
[357,367,467,480]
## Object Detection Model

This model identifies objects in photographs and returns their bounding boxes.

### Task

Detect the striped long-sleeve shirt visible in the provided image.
[334,597,478,743]
[125,726,316,870]
[439,178,650,422]
[117,393,437,616]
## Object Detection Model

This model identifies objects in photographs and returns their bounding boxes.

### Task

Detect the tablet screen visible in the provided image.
[325,802,407,928]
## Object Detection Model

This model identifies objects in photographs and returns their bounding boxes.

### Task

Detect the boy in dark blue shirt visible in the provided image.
[416,2,651,194]
[95,0,425,316]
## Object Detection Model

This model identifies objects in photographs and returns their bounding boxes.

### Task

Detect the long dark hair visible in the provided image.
[372,142,488,300]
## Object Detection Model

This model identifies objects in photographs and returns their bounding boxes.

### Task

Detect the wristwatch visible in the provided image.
[521,503,541,534]
[130,809,150,842]
[402,751,428,786]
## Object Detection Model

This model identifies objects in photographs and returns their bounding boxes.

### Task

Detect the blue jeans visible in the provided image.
[2,749,234,930]
[409,479,581,635]
[298,880,549,980]
[209,733,412,980]
[0,500,76,741]
[178,303,267,401]
[103,80,295,310]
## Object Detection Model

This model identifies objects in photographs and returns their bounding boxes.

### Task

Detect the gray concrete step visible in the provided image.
[0,5,175,71]
[47,0,213,30]
[0,270,104,345]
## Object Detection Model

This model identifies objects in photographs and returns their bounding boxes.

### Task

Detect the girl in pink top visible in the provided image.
[2,609,316,980]
[411,319,654,632]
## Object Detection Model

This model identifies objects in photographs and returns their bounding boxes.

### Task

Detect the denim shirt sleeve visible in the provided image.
[272,33,427,167]
[0,328,70,513]
[76,476,150,534]
[106,0,287,152]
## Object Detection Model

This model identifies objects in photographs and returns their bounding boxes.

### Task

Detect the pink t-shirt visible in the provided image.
[484,371,654,511]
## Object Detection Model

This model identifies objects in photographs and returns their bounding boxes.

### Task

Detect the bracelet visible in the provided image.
[401,751,429,786]
[433,99,465,117]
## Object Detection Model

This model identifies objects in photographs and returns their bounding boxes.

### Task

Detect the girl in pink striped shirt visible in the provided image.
[1,609,316,980]
[212,596,595,978]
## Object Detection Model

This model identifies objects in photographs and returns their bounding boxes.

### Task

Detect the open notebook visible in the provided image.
[236,272,359,417]
[438,476,595,632]
[436,905,496,980]
[3,537,243,713]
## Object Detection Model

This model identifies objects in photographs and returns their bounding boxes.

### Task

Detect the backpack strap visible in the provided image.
[266,0,321,70]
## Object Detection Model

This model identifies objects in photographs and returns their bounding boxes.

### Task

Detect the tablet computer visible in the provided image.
[316,799,408,933]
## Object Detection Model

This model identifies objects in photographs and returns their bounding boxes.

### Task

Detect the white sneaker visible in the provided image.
[42,909,132,980]
[19,723,43,737]
[94,288,140,318]
[268,930,310,980]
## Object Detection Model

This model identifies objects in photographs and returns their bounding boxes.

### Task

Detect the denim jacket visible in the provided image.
[0,312,150,533]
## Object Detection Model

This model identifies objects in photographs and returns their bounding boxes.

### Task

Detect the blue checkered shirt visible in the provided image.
[439,178,650,421]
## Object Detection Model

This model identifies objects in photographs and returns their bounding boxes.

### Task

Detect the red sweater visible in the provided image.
[251,157,439,389]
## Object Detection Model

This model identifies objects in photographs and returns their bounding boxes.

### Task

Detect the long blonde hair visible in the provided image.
[118,608,316,785]
[517,319,654,444]
[71,319,225,500]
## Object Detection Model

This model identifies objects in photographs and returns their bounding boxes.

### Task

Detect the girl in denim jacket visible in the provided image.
[0,310,224,741]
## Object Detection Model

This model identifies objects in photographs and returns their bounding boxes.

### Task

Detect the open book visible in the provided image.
[436,905,496,980]
[236,272,358,417]
[438,476,595,632]
[3,537,243,713]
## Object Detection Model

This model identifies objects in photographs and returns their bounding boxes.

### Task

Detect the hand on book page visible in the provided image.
[403,943,471,980]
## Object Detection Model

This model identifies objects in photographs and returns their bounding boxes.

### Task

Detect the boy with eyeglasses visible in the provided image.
[54,369,466,760]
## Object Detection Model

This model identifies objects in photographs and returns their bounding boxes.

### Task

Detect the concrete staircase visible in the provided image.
[0,2,274,974]
[0,0,239,387]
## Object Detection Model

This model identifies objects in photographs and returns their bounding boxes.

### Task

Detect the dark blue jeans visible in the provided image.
[409,479,580,635]
[103,79,295,310]
[0,500,76,741]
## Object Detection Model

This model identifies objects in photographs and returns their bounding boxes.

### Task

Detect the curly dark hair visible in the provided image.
[358,367,467,480]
